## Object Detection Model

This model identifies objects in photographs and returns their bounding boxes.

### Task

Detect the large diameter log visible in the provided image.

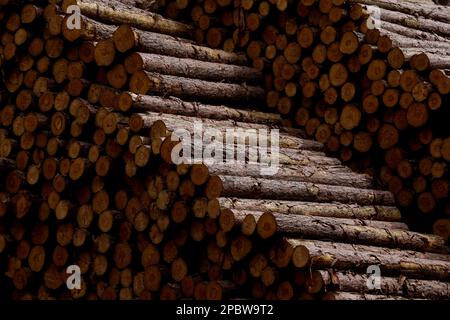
[122,93,281,124]
[273,214,446,253]
[318,270,450,299]
[220,175,395,205]
[129,71,265,104]
[125,52,262,84]
[350,0,450,24]
[209,163,374,189]
[292,239,450,280]
[113,24,248,65]
[74,0,193,37]
[219,198,402,221]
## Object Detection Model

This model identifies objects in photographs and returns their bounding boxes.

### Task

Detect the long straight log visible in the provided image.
[129,112,322,151]
[113,24,248,65]
[121,93,281,124]
[379,30,450,52]
[322,292,409,300]
[220,175,396,205]
[375,20,450,44]
[128,71,265,103]
[125,52,262,84]
[73,0,193,37]
[229,208,407,233]
[219,198,402,221]
[318,270,450,299]
[273,213,447,253]
[290,239,450,280]
[350,0,450,24]
[364,5,450,37]
[209,162,374,188]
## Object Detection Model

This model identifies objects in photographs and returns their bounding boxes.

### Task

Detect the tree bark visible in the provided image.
[364,5,450,37]
[122,92,281,124]
[113,24,248,65]
[209,162,374,189]
[74,0,193,37]
[292,239,450,280]
[318,270,450,299]
[220,175,395,205]
[273,213,446,253]
[350,0,450,24]
[322,291,409,300]
[219,198,402,221]
[128,71,264,104]
[128,111,322,151]
[125,52,262,84]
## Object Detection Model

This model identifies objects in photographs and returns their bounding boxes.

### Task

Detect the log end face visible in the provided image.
[113,24,137,53]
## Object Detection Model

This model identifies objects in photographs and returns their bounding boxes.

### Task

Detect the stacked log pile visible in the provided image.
[0,0,449,300]
[157,0,450,239]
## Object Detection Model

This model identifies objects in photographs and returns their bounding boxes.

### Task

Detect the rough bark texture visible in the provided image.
[273,213,446,253]
[318,270,450,299]
[113,25,248,65]
[129,71,265,103]
[220,175,395,205]
[219,198,402,221]
[293,239,450,280]
[125,52,262,84]
[125,93,281,124]
[74,0,193,37]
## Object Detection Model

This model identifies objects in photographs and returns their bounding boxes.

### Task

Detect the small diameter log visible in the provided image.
[123,92,281,124]
[75,0,193,37]
[272,213,445,253]
[293,239,450,280]
[220,175,395,205]
[113,24,248,65]
[322,292,408,300]
[318,270,450,299]
[219,198,402,221]
[209,162,373,188]
[125,52,262,84]
[129,71,265,103]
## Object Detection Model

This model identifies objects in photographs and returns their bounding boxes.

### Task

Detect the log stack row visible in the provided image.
[0,0,449,300]
[157,0,450,239]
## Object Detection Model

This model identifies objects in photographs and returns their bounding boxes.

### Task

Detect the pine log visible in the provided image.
[220,175,395,205]
[124,52,262,83]
[322,292,408,300]
[128,112,322,151]
[62,15,116,42]
[73,0,193,37]
[129,71,265,103]
[209,162,373,188]
[350,0,450,24]
[272,213,446,253]
[364,5,450,37]
[318,270,450,299]
[113,24,248,65]
[121,92,281,124]
[219,198,402,221]
[293,239,450,280]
